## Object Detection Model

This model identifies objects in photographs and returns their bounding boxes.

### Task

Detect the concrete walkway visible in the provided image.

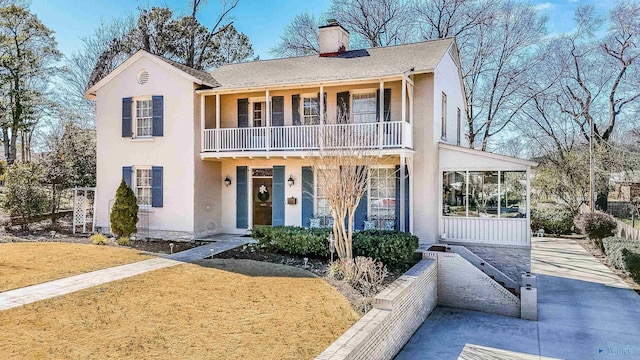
[0,235,251,311]
[396,237,640,360]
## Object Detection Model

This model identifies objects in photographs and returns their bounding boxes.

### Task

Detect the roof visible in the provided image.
[439,143,539,168]
[85,50,218,98]
[208,38,456,90]
[147,52,219,87]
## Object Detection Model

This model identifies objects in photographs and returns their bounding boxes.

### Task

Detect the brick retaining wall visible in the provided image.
[315,259,437,360]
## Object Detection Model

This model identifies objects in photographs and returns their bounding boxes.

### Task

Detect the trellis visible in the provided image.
[73,187,97,234]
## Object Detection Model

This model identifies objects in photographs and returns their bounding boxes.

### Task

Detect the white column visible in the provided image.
[215,93,220,152]
[498,171,501,218]
[320,85,325,125]
[379,81,384,148]
[266,89,270,151]
[402,77,406,123]
[200,94,205,152]
[408,156,414,233]
[400,153,406,232]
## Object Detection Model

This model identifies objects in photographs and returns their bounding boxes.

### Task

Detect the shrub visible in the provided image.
[90,233,110,245]
[530,208,574,235]
[352,230,419,271]
[603,237,640,284]
[2,161,48,229]
[116,237,131,246]
[574,212,617,252]
[110,179,138,238]
[251,226,331,257]
[329,256,388,297]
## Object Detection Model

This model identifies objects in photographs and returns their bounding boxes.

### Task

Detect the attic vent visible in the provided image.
[137,70,149,85]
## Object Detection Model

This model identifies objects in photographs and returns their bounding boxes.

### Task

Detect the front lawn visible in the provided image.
[0,242,153,292]
[0,259,359,359]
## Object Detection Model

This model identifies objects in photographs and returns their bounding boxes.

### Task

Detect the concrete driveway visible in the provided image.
[396,237,640,360]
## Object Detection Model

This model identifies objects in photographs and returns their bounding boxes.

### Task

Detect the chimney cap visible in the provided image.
[319,20,350,33]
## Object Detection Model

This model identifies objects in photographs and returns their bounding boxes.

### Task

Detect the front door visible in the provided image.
[252,177,272,226]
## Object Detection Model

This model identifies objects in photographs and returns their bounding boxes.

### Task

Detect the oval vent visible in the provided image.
[137,70,149,85]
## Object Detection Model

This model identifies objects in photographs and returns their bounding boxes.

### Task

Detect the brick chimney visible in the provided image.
[319,19,349,57]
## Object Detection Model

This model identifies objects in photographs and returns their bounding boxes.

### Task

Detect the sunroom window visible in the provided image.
[443,171,526,218]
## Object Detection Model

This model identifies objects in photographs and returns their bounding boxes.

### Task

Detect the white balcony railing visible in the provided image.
[202,121,410,152]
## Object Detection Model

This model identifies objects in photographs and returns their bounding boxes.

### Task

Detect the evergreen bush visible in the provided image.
[574,211,618,252]
[603,237,640,284]
[530,208,575,235]
[109,179,138,238]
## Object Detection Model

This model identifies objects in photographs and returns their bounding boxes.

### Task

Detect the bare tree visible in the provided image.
[270,12,320,57]
[328,0,414,48]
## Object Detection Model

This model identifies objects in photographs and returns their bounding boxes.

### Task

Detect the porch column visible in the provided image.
[266,89,271,151]
[379,81,384,149]
[402,77,406,123]
[408,156,414,233]
[200,94,205,152]
[320,85,325,125]
[400,153,406,232]
[215,93,220,152]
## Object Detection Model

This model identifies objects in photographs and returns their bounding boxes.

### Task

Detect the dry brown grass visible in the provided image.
[0,259,360,360]
[0,242,153,292]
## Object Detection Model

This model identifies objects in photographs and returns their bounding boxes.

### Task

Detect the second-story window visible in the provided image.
[135,99,153,137]
[303,97,320,125]
[352,92,377,123]
[253,102,264,127]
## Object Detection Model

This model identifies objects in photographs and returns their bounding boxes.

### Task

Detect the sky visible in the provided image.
[30,0,614,61]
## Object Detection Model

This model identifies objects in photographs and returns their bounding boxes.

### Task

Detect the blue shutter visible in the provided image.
[122,98,132,137]
[354,166,368,230]
[395,165,410,231]
[122,166,132,188]
[272,166,285,226]
[292,95,301,125]
[151,166,163,208]
[152,95,164,137]
[237,98,249,128]
[271,96,284,126]
[336,91,350,124]
[376,89,392,122]
[302,166,314,228]
[236,166,248,229]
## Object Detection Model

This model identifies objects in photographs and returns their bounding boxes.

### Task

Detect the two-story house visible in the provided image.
[86,22,536,282]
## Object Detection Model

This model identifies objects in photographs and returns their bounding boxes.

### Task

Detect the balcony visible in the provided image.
[202,121,412,152]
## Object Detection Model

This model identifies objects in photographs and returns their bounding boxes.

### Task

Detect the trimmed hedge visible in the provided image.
[530,208,574,235]
[603,237,640,284]
[352,230,419,271]
[251,226,419,270]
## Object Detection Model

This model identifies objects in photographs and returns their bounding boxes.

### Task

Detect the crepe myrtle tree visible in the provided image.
[307,109,393,260]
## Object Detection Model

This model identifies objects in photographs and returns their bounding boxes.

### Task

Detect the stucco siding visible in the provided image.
[434,51,467,147]
[411,73,439,243]
[95,56,196,233]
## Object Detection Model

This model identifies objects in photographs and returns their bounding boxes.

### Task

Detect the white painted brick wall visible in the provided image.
[316,259,438,360]
[464,245,531,285]
[425,251,520,317]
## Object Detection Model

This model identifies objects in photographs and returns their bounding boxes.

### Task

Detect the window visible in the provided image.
[441,93,447,140]
[135,168,152,207]
[352,92,377,123]
[303,97,320,125]
[253,102,264,127]
[369,167,396,223]
[442,171,527,218]
[135,99,152,137]
[315,169,332,224]
[442,171,467,216]
[457,108,461,145]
